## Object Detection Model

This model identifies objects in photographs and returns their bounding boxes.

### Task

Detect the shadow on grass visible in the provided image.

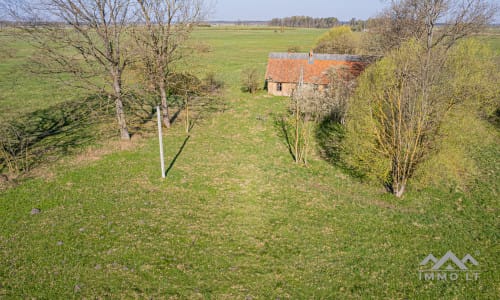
[315,118,366,179]
[170,108,183,125]
[163,97,225,178]
[165,135,191,177]
[0,95,116,175]
[273,114,357,170]
[123,92,158,131]
[273,114,296,162]
[0,86,225,180]
[316,118,345,165]
[272,114,362,175]
[187,96,228,132]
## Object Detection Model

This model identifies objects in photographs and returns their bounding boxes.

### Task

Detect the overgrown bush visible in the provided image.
[0,123,31,174]
[314,26,360,54]
[241,67,260,94]
[202,72,224,94]
[341,39,500,196]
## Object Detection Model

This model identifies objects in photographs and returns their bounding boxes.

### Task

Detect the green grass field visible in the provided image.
[0,33,88,119]
[0,27,499,298]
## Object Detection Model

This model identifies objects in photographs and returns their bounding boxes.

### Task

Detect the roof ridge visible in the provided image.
[268,52,368,62]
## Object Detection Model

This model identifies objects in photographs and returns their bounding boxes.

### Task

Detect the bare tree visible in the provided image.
[166,72,202,133]
[286,69,345,165]
[324,65,357,124]
[371,0,499,53]
[134,0,206,128]
[3,0,134,140]
[241,67,260,94]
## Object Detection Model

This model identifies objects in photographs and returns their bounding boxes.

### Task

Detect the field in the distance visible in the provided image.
[0,27,499,298]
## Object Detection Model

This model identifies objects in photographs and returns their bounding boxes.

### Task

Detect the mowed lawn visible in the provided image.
[0,28,499,298]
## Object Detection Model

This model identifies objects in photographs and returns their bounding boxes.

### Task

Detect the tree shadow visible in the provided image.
[489,108,500,129]
[0,85,227,178]
[163,95,227,177]
[273,114,296,161]
[122,92,157,129]
[315,118,345,165]
[0,95,115,174]
[315,117,365,179]
[187,96,228,132]
[165,135,191,177]
[170,107,183,124]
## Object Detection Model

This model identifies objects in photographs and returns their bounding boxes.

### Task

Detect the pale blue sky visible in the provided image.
[211,0,388,21]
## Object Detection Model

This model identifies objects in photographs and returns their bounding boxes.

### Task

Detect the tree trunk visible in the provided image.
[392,179,406,198]
[185,95,190,134]
[159,80,171,128]
[390,154,407,198]
[112,69,130,140]
[388,174,406,198]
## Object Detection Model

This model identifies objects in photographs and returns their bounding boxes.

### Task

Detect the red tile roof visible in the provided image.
[265,53,369,85]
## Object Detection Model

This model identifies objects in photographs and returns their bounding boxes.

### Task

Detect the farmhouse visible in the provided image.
[265,51,371,96]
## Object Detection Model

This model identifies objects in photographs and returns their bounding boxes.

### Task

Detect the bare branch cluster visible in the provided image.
[1,0,210,141]
[241,67,260,94]
[285,65,358,165]
[369,0,499,52]
[134,0,206,128]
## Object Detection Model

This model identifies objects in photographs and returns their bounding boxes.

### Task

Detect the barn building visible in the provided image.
[265,51,371,96]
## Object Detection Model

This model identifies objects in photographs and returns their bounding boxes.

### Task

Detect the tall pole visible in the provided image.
[157,106,166,178]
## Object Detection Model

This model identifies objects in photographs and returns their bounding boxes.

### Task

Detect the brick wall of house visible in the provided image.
[267,82,297,96]
[267,82,328,97]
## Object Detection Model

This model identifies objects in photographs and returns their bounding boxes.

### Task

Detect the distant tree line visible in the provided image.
[347,18,366,32]
[269,16,340,28]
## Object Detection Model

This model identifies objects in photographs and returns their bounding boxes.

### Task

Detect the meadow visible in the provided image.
[0,27,499,298]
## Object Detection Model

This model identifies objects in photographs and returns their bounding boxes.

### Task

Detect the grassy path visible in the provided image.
[1,88,498,298]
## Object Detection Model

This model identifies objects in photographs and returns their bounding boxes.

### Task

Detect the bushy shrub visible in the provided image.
[341,39,500,196]
[241,67,260,94]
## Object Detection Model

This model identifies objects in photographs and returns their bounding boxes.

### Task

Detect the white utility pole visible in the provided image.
[157,106,166,178]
